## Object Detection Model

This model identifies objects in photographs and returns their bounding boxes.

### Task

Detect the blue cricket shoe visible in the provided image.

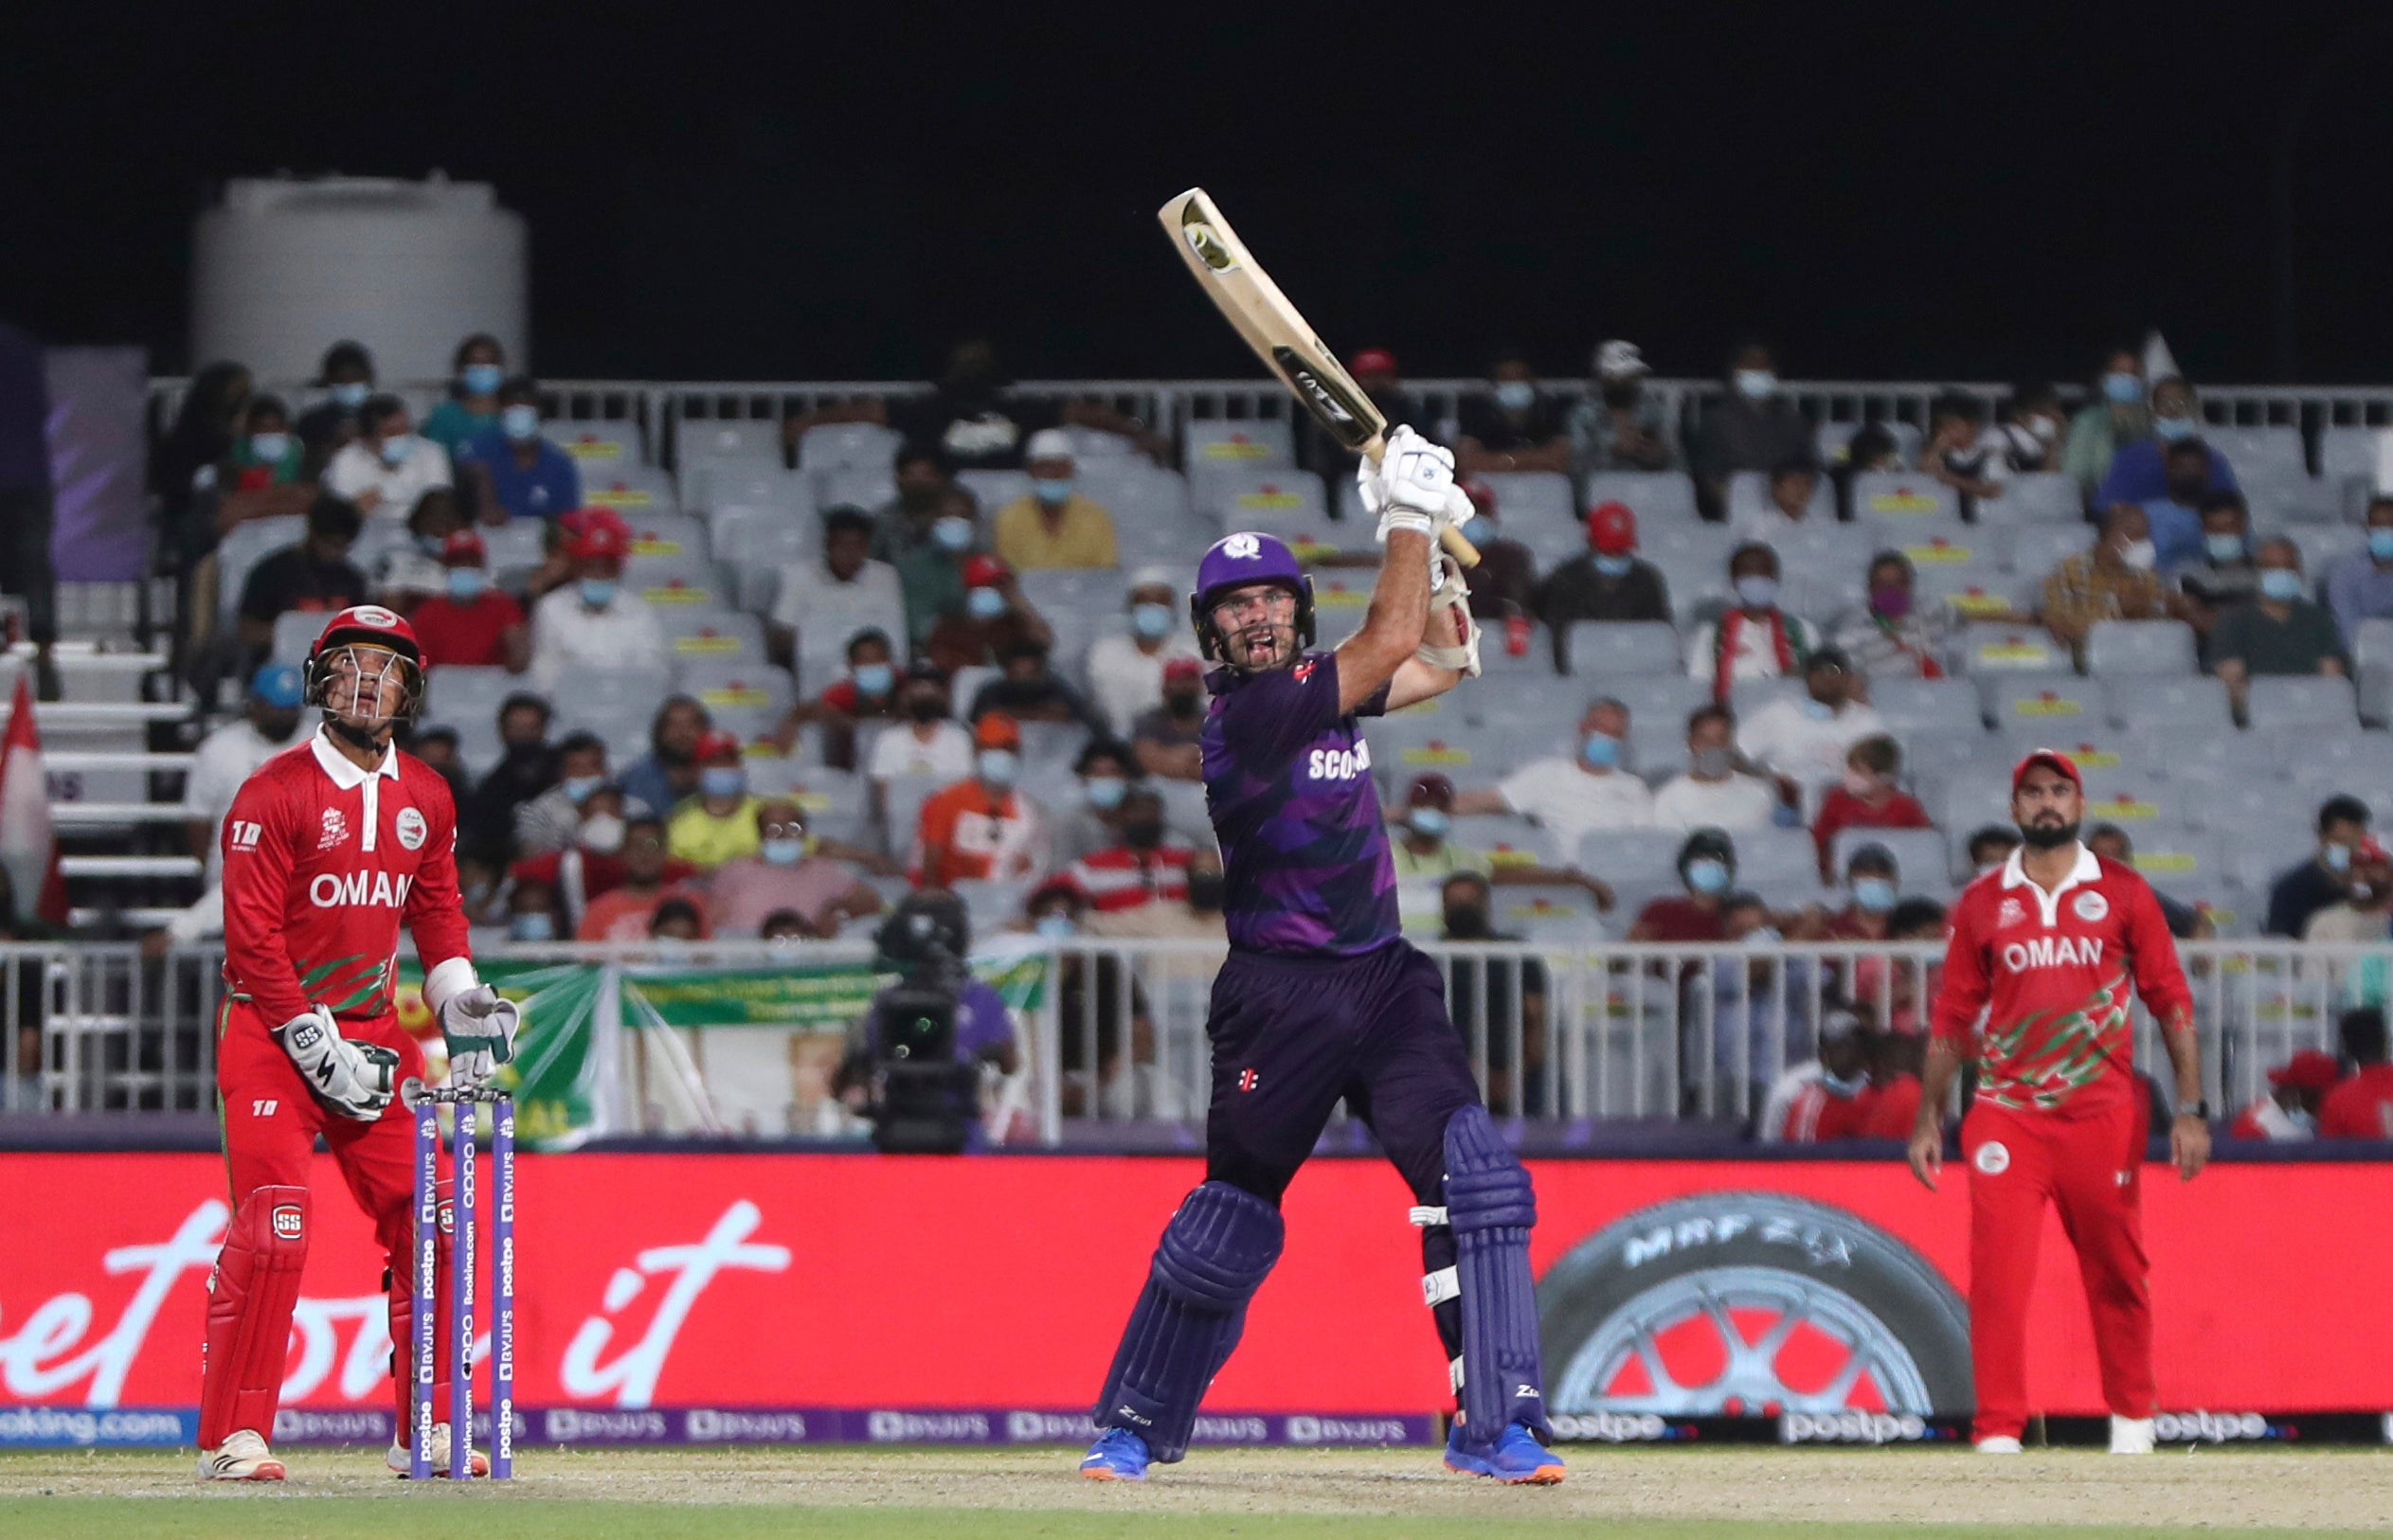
[1445,1420,1566,1484]
[1080,1426,1153,1481]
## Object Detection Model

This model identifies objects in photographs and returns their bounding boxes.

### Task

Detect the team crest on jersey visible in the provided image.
[1973,1141,2010,1175]
[1996,898,2025,928]
[1292,660,1318,684]
[395,806,427,851]
[317,807,349,851]
[2073,891,2109,922]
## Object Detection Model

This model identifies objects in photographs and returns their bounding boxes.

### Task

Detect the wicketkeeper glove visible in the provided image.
[439,984,521,1089]
[274,1005,400,1121]
[1358,425,1473,544]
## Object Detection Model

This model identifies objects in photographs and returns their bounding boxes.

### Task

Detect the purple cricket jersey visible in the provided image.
[1202,651,1399,956]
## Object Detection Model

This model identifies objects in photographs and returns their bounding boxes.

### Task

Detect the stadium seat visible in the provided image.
[1471,471,1574,535]
[478,519,545,587]
[1996,725,2136,778]
[1577,829,1691,884]
[2352,619,2393,724]
[2076,764,2179,828]
[2118,826,2226,900]
[2285,525,2363,582]
[1583,472,1700,525]
[548,421,644,472]
[959,469,1033,515]
[1817,420,1923,466]
[1726,471,1834,525]
[658,610,766,670]
[1871,677,1986,739]
[678,661,795,744]
[797,422,900,474]
[678,453,787,515]
[1449,815,1564,871]
[697,466,813,525]
[216,516,306,631]
[582,465,680,518]
[1181,418,1293,472]
[2246,675,2359,731]
[814,465,897,510]
[1491,885,1606,943]
[1894,527,2009,616]
[1849,473,1959,525]
[2207,425,2307,484]
[1018,568,1130,618]
[1831,825,1951,888]
[268,610,321,668]
[2112,674,2233,730]
[1952,622,2066,675]
[1189,466,1330,532]
[1564,621,1682,677]
[1581,673,1707,733]
[678,419,781,461]
[1985,675,2107,733]
[1736,826,1822,889]
[2084,620,2196,677]
[1985,473,2081,525]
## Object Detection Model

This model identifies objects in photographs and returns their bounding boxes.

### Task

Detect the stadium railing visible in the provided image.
[5,940,2378,1144]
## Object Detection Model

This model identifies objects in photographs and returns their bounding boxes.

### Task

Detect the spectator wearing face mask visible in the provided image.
[1821,844,1905,940]
[2319,1008,2393,1138]
[456,376,580,522]
[1394,773,1615,904]
[505,876,569,946]
[2266,796,2371,938]
[1809,736,1932,878]
[1736,649,1885,818]
[2122,439,2222,579]
[183,663,308,882]
[294,340,375,478]
[1630,829,1738,941]
[2300,835,2393,943]
[2210,537,2346,716]
[421,333,509,455]
[991,430,1119,571]
[1450,696,1654,850]
[529,510,668,691]
[708,798,885,938]
[1449,349,1572,475]
[1990,383,2067,475]
[1056,740,1144,864]
[505,785,681,935]
[1535,501,1672,671]
[876,449,976,645]
[2039,505,2189,664]
[924,551,1053,674]
[1452,480,1539,627]
[2230,1050,2340,1141]
[1730,462,1829,541]
[1132,657,1208,781]
[577,816,711,942]
[2324,496,2393,649]
[1917,392,2007,512]
[1835,551,1952,680]
[462,693,559,866]
[2061,349,2150,504]
[665,730,765,868]
[1686,544,1822,700]
[2086,824,2211,940]
[768,507,906,673]
[1847,898,1948,1043]
[323,396,452,521]
[1756,1006,1878,1144]
[910,712,1049,887]
[1651,705,1778,833]
[235,491,369,658]
[1566,340,1678,475]
[2177,492,2258,630]
[513,733,616,857]
[867,667,974,789]
[775,628,904,765]
[2096,374,2238,510]
[1067,787,1194,915]
[209,394,315,535]
[1967,825,2023,879]
[371,488,466,611]
[620,695,711,822]
[1693,340,1815,520]
[1086,570,1201,734]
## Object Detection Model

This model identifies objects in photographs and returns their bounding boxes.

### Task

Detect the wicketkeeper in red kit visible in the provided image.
[1909,749,2208,1455]
[197,606,520,1480]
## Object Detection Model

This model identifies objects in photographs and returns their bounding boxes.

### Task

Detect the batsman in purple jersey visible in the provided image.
[1081,429,1563,1488]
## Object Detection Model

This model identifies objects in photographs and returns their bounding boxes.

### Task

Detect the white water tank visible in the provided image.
[190,174,528,385]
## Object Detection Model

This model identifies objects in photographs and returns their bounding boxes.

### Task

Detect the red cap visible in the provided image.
[439,528,487,566]
[1587,501,1637,555]
[2011,747,2082,796]
[1162,656,1204,682]
[974,710,1021,749]
[694,729,743,763]
[1407,773,1456,809]
[569,508,630,562]
[2269,1049,2342,1091]
[962,553,1009,588]
[1349,347,1399,378]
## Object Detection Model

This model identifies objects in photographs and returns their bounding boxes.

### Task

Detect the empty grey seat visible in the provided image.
[2112,675,2232,730]
[2246,675,2359,730]
[1473,470,1574,526]
[678,419,782,461]
[1182,418,1294,473]
[814,465,897,510]
[1737,827,1823,888]
[1850,472,1960,525]
[1581,674,1709,733]
[1726,471,1834,525]
[1952,623,2067,675]
[1189,466,1329,528]
[1729,676,1807,722]
[2286,525,2363,577]
[797,422,900,473]
[1583,472,1700,525]
[1986,473,2081,525]
[958,469,1033,514]
[2085,619,2196,676]
[678,453,788,515]
[1871,677,1985,738]
[1449,815,1565,871]
[1577,828,1693,883]
[1986,674,2109,732]
[582,464,680,518]
[659,610,767,670]
[549,421,645,471]
[2209,426,2306,482]
[1565,621,1682,676]
[2009,523,2092,587]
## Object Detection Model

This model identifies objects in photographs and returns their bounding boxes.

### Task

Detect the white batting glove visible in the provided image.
[275,1005,400,1121]
[440,984,521,1088]
[1358,425,1472,544]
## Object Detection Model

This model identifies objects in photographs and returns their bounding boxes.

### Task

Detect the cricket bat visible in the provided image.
[1159,188,1480,567]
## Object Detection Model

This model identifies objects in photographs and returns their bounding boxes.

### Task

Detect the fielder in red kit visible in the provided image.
[197,607,520,1481]
[1909,749,2208,1457]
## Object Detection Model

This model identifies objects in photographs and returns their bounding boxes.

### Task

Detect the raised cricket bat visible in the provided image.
[1159,188,1480,567]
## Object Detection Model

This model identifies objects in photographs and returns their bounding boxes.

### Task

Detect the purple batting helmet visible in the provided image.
[1190,532,1315,663]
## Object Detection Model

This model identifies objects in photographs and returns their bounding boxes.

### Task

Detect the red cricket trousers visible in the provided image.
[1959,1092,2155,1442]
[215,1001,452,1441]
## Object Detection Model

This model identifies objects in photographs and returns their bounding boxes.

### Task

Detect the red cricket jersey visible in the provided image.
[2319,1064,2393,1139]
[1931,844,2190,1115]
[220,733,476,1028]
[1775,1081,1874,1142]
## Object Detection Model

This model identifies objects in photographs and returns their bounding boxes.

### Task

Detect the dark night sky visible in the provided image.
[8,6,2393,385]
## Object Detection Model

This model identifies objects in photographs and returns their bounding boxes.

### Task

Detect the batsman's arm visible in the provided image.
[1382,592,1467,711]
[1335,527,1435,716]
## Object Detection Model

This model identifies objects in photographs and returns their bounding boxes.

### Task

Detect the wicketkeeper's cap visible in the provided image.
[312,604,420,664]
[2011,747,2082,796]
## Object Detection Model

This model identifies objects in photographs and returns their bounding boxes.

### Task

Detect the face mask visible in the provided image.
[1593,554,1634,578]
[1734,574,1778,609]
[966,586,1008,620]
[2117,539,2157,572]
[331,382,369,409]
[699,765,747,799]
[1820,1066,1869,1098]
[2258,568,2305,603]
[1084,776,1127,811]
[1581,731,1621,769]
[1122,819,1164,851]
[1691,745,1734,779]
[760,836,806,868]
[1741,924,1783,948]
[1869,585,1911,619]
[2026,415,2060,444]
[1733,369,1776,401]
[509,912,555,942]
[1033,477,1074,506]
[1853,877,1898,913]
[579,812,624,853]
[978,748,1019,786]
[500,403,541,441]
[1685,857,1731,895]
[854,662,895,697]
[1035,912,1078,940]
[1132,602,1176,640]
[250,431,290,461]
[561,774,604,805]
[579,578,619,608]
[461,363,505,396]
[2102,372,2144,405]
[932,515,976,551]
[1493,380,1537,412]
[1187,871,1226,912]
[378,434,415,468]
[2325,842,2354,873]
[2204,533,2246,563]
[2369,530,2393,562]
[2152,415,2197,442]
[1843,767,1880,798]
[444,567,488,603]
[1408,807,1451,839]
[908,696,945,724]
[1443,904,1493,937]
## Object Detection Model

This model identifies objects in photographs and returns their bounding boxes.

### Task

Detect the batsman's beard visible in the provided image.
[1230,622,1296,672]
[2021,817,2080,851]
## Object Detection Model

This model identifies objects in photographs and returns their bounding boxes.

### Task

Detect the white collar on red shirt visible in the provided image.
[2000,842,2099,926]
[309,730,400,788]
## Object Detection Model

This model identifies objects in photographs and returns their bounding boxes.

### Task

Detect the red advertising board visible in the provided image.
[0,1154,2384,1424]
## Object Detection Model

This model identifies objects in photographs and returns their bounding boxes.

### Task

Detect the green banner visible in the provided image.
[398,959,608,1151]
[621,961,883,1029]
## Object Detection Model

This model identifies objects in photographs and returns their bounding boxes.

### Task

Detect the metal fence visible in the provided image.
[8,940,2386,1137]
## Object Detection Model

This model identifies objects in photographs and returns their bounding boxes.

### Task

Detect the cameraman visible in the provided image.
[834,889,1018,1142]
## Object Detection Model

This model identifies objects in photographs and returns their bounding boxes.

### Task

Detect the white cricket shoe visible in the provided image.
[387,1422,490,1478]
[197,1427,286,1481]
[1974,1435,2024,1454]
[2109,1415,2154,1454]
